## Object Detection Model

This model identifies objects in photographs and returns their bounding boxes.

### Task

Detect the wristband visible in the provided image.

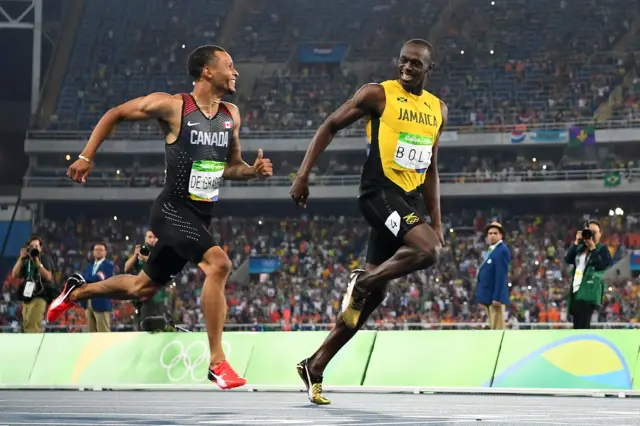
[78,155,94,165]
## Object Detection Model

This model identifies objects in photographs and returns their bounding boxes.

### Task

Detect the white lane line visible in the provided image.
[0,423,180,426]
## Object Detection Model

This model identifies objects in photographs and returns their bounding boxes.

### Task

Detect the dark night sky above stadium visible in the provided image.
[0,0,61,185]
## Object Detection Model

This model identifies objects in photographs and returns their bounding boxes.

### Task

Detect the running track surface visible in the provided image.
[1,390,639,425]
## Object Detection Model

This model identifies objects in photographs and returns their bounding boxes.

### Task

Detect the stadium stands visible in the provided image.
[12,1,640,334]
[2,212,639,331]
[23,145,640,188]
[43,0,639,132]
[53,0,229,131]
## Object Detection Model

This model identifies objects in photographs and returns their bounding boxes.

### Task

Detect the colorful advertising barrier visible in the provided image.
[0,334,43,385]
[364,330,503,387]
[2,330,640,390]
[28,332,257,386]
[492,330,640,389]
[244,330,375,386]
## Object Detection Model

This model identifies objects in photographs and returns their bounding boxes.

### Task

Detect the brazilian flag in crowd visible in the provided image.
[604,170,622,187]
[568,125,596,147]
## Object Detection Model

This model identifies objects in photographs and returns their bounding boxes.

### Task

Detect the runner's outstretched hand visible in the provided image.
[290,174,309,208]
[67,157,93,184]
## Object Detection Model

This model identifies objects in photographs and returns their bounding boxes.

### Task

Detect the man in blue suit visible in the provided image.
[80,242,114,332]
[476,222,511,330]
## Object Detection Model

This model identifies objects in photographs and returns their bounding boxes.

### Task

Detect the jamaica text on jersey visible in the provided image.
[361,80,443,195]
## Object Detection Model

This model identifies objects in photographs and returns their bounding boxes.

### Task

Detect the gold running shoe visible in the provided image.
[340,269,367,328]
[297,358,331,405]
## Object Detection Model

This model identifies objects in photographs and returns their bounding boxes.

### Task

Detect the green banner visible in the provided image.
[244,331,375,386]
[632,349,640,390]
[0,334,43,385]
[364,330,503,387]
[7,330,640,390]
[29,332,256,386]
[493,330,640,389]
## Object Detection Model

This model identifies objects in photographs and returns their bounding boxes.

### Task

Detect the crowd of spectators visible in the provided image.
[2,210,639,332]
[42,0,640,133]
[24,148,640,188]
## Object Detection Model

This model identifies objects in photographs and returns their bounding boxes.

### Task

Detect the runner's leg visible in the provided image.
[198,246,232,366]
[307,263,387,377]
[357,223,441,293]
[70,272,161,302]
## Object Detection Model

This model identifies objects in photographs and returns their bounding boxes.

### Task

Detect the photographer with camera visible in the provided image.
[124,230,170,331]
[564,220,612,329]
[11,236,55,333]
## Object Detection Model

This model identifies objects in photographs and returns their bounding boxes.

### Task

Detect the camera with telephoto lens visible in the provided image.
[28,247,40,258]
[581,228,593,241]
[139,244,151,257]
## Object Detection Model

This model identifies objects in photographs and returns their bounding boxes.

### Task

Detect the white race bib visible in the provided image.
[188,160,226,202]
[23,280,35,298]
[393,132,433,172]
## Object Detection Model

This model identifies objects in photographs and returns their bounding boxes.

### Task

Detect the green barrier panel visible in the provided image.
[244,331,376,386]
[364,330,503,387]
[493,330,640,389]
[29,332,257,386]
[0,334,44,385]
[632,348,640,390]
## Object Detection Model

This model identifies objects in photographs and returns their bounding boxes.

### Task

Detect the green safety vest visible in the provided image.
[567,243,606,311]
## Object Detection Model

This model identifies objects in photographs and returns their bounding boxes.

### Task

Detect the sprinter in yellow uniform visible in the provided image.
[290,39,448,404]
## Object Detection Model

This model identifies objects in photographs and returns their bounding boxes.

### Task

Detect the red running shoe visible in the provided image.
[208,360,247,390]
[47,273,85,322]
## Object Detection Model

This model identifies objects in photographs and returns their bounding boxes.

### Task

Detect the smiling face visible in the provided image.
[204,51,238,95]
[397,42,434,93]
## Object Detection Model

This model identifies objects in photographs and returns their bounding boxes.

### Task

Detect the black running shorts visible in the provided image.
[359,187,426,266]
[143,197,217,284]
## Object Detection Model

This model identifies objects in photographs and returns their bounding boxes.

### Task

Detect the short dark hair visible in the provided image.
[28,235,42,246]
[403,38,435,63]
[587,220,601,231]
[93,241,107,250]
[187,45,226,80]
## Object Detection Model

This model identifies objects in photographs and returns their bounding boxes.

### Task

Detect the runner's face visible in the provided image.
[398,45,431,90]
[209,51,238,94]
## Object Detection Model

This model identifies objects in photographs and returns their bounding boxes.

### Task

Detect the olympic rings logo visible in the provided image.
[159,339,232,383]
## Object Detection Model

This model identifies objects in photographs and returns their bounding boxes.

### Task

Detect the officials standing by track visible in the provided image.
[80,242,114,332]
[476,222,511,330]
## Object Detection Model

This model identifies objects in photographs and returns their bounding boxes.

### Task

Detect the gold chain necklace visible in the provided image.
[192,93,220,109]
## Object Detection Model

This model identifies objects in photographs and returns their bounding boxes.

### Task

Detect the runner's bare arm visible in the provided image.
[296,84,384,178]
[79,92,176,161]
[422,100,448,235]
[223,103,273,180]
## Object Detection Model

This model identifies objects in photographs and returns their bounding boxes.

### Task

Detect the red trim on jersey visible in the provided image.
[181,93,197,116]
[218,102,233,118]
